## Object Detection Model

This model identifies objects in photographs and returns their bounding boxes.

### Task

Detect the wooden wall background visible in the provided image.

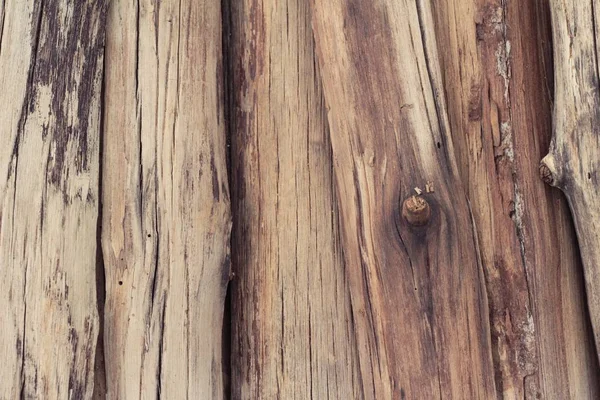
[0,0,599,399]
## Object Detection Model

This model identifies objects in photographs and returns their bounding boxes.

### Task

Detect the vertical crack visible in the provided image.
[92,15,109,400]
[135,0,143,223]
[220,0,234,397]
[590,0,600,90]
[0,0,7,57]
[156,300,166,400]
[17,2,45,397]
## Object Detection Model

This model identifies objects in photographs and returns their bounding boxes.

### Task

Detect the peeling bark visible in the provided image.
[0,0,106,398]
[310,0,497,398]
[101,0,231,398]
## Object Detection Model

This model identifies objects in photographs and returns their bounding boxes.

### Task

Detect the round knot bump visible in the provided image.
[402,195,431,226]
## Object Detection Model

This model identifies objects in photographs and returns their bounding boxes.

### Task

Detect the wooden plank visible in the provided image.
[310,0,496,398]
[542,0,600,369]
[433,0,600,397]
[227,0,363,398]
[102,0,231,398]
[0,0,106,398]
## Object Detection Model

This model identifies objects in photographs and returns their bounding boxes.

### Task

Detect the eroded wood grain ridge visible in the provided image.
[433,0,600,398]
[0,0,106,398]
[102,0,231,398]
[228,0,362,398]
[542,0,600,367]
[310,0,496,398]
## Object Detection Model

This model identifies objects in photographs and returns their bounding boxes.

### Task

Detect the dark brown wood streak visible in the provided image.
[310,0,497,398]
[0,0,107,398]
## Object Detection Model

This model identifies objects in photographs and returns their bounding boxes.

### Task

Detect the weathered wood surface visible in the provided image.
[3,0,600,398]
[0,1,106,398]
[433,0,600,398]
[310,0,498,398]
[102,0,231,398]
[541,0,600,367]
[227,0,362,398]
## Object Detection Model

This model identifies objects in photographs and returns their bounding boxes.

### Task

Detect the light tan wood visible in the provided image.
[541,0,600,368]
[102,0,231,398]
[0,1,106,398]
[228,0,362,398]
[310,0,497,398]
[433,0,600,398]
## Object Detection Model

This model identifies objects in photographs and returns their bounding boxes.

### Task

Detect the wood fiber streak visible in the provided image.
[102,0,231,398]
[433,0,600,398]
[543,0,600,376]
[310,0,496,398]
[0,0,106,398]
[228,0,362,398]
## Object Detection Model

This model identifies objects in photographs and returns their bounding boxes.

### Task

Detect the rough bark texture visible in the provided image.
[542,0,600,368]
[433,0,600,398]
[101,0,231,398]
[0,1,106,398]
[310,0,497,398]
[228,0,362,398]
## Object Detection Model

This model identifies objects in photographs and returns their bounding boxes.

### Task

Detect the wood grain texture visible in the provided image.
[433,0,600,398]
[0,0,106,398]
[542,0,600,369]
[310,0,497,398]
[227,0,362,398]
[102,0,231,398]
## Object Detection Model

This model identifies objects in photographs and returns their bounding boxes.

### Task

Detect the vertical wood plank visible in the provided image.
[0,0,106,398]
[433,0,600,397]
[102,0,231,398]
[310,0,496,398]
[228,0,363,398]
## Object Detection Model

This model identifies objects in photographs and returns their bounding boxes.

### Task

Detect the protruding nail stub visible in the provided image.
[402,195,431,226]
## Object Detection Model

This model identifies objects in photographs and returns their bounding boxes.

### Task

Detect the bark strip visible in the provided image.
[433,0,600,397]
[542,0,600,371]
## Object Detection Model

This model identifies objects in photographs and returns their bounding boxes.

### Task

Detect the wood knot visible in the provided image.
[402,195,431,226]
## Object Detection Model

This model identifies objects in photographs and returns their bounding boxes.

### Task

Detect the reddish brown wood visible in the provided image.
[310,0,497,397]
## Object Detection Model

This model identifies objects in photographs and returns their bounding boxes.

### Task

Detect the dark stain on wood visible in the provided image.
[468,83,483,121]
[22,0,107,187]
[211,151,220,201]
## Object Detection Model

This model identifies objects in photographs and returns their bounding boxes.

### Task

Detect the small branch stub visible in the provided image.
[539,163,553,185]
[539,154,558,186]
[402,195,431,226]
